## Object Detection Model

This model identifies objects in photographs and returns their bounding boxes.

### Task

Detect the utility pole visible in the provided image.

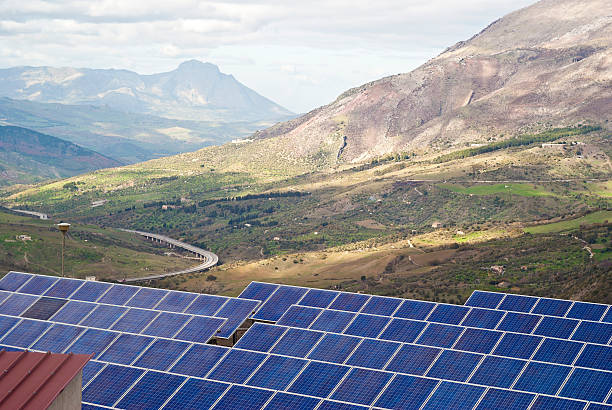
[57,223,70,277]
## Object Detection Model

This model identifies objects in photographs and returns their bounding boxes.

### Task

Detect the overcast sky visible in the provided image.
[1,0,536,113]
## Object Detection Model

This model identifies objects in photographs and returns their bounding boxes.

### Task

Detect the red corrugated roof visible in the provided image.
[0,350,91,410]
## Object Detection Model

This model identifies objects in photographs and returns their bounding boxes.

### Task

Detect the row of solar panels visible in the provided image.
[0,272,260,338]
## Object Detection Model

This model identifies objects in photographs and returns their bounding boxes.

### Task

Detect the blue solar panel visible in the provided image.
[379,318,427,343]
[532,338,584,365]
[416,323,463,348]
[31,323,85,353]
[534,316,579,339]
[170,344,228,378]
[475,388,535,409]
[21,297,67,320]
[65,328,118,357]
[453,327,502,354]
[183,294,228,316]
[343,313,389,338]
[461,308,505,329]
[308,333,361,363]
[532,298,572,317]
[18,275,58,295]
[215,298,259,338]
[328,292,370,312]
[588,404,612,410]
[213,385,274,410]
[253,285,308,322]
[345,338,400,369]
[465,291,504,309]
[208,349,267,383]
[142,312,191,338]
[155,290,198,312]
[0,319,50,347]
[288,361,350,398]
[270,328,324,358]
[276,305,322,328]
[530,396,586,410]
[422,381,485,410]
[43,278,83,298]
[133,338,190,371]
[394,299,436,320]
[318,401,368,410]
[264,392,320,410]
[82,360,105,385]
[469,356,525,388]
[513,362,572,395]
[239,281,280,302]
[0,315,19,336]
[361,296,402,316]
[80,304,127,329]
[49,300,95,324]
[0,293,37,315]
[331,368,393,405]
[174,316,225,343]
[493,333,543,360]
[96,284,138,305]
[385,344,441,375]
[567,302,607,321]
[0,272,33,291]
[575,344,612,371]
[235,322,287,352]
[125,287,168,308]
[497,312,542,333]
[427,304,470,325]
[571,321,612,344]
[0,291,9,304]
[560,368,612,402]
[164,379,228,410]
[98,333,154,365]
[298,288,339,308]
[374,374,438,410]
[310,309,355,333]
[427,350,482,382]
[116,371,185,409]
[498,294,538,313]
[82,364,143,407]
[111,308,159,333]
[246,355,307,390]
[602,307,611,323]
[70,281,111,302]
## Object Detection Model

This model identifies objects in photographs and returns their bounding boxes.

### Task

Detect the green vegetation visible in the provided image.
[440,183,554,197]
[524,211,612,234]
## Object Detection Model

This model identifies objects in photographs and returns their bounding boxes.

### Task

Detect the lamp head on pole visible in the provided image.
[57,222,71,234]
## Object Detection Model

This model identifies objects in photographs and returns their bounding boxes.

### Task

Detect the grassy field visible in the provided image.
[439,183,555,197]
[524,210,612,234]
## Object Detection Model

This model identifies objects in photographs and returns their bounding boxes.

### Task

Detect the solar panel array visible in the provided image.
[0,273,611,409]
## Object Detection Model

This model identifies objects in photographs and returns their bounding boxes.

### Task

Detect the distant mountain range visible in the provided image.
[0,126,121,186]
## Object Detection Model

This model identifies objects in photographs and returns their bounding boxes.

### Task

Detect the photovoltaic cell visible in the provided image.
[213,385,273,410]
[116,371,185,409]
[560,368,612,403]
[331,368,393,405]
[496,312,541,333]
[422,381,485,410]
[98,333,154,365]
[468,356,525,388]
[345,338,400,369]
[234,322,287,352]
[465,291,504,309]
[142,312,191,338]
[328,292,370,312]
[318,401,367,410]
[238,282,279,302]
[170,344,228,378]
[533,316,579,339]
[566,301,607,321]
[374,374,438,410]
[453,327,502,354]
[532,338,584,365]
[125,287,168,308]
[575,344,612,372]
[379,318,427,343]
[475,388,535,409]
[132,338,190,371]
[253,285,308,322]
[571,321,612,344]
[174,316,225,343]
[96,284,138,305]
[427,304,469,325]
[264,392,320,410]
[18,275,58,295]
[426,350,482,382]
[69,281,111,302]
[183,294,228,316]
[270,328,324,358]
[0,293,38,315]
[66,328,118,357]
[215,298,259,338]
[587,404,612,410]
[532,297,572,317]
[0,319,51,347]
[155,291,198,312]
[80,304,127,329]
[602,308,612,323]
[276,305,322,328]
[498,294,538,313]
[288,361,350,398]
[461,308,505,329]
[416,323,463,348]
[513,362,572,395]
[308,333,361,364]
[0,315,19,336]
[493,333,543,360]
[21,297,66,320]
[0,291,9,305]
[310,309,355,333]
[111,308,159,333]
[343,313,389,338]
[246,355,307,390]
[43,278,83,298]
[385,344,441,375]
[208,349,267,383]
[31,323,84,353]
[0,272,33,291]
[298,288,338,308]
[164,379,228,410]
[361,296,402,316]
[82,364,143,407]
[82,360,105,385]
[394,299,436,320]
[530,396,586,410]
[49,300,95,324]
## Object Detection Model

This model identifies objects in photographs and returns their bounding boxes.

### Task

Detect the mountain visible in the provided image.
[250,0,611,164]
[0,60,292,122]
[0,126,121,185]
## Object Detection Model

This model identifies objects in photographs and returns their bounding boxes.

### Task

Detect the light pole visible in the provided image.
[57,222,70,277]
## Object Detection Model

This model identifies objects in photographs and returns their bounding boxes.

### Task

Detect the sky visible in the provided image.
[0,0,536,113]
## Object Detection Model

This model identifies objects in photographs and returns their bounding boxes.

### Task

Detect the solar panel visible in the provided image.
[532,338,584,365]
[468,356,525,388]
[464,290,504,309]
[82,360,105,385]
[298,288,339,308]
[43,278,83,298]
[532,297,572,317]
[331,368,393,405]
[559,368,612,403]
[164,378,229,410]
[141,312,192,338]
[571,321,612,344]
[174,316,225,343]
[111,307,159,333]
[96,284,138,305]
[379,318,427,343]
[270,327,324,358]
[116,371,185,409]
[307,333,361,363]
[422,381,485,410]
[345,338,400,369]
[574,344,612,372]
[394,299,436,320]
[328,292,370,312]
[0,315,20,335]
[125,287,168,308]
[238,281,280,302]
[343,313,389,338]
[212,384,273,410]
[208,349,267,383]
[21,296,66,320]
[0,291,9,305]
[416,323,463,348]
[461,308,505,329]
[18,275,58,295]
[0,318,51,347]
[132,338,190,371]
[530,396,586,410]
[252,285,308,322]
[0,293,37,315]
[492,333,543,360]
[31,323,85,352]
[69,280,112,302]
[155,290,198,312]
[318,401,368,410]
[427,304,470,325]
[361,295,402,316]
[264,392,320,410]
[533,316,579,339]
[566,302,607,321]
[183,294,228,316]
[513,362,572,395]
[170,344,228,378]
[98,333,154,365]
[453,327,502,354]
[310,309,355,333]
[288,361,350,398]
[498,294,538,313]
[602,307,612,323]
[214,298,259,338]
[65,328,118,357]
[496,312,541,333]
[49,300,96,324]
[83,364,144,407]
[80,304,127,329]
[234,322,287,352]
[0,272,33,291]
[475,388,535,409]
[385,344,441,375]
[276,305,322,328]
[374,374,438,409]
[246,355,307,390]
[426,350,483,382]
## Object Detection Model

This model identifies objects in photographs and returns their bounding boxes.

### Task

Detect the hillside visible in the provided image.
[0,126,121,186]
